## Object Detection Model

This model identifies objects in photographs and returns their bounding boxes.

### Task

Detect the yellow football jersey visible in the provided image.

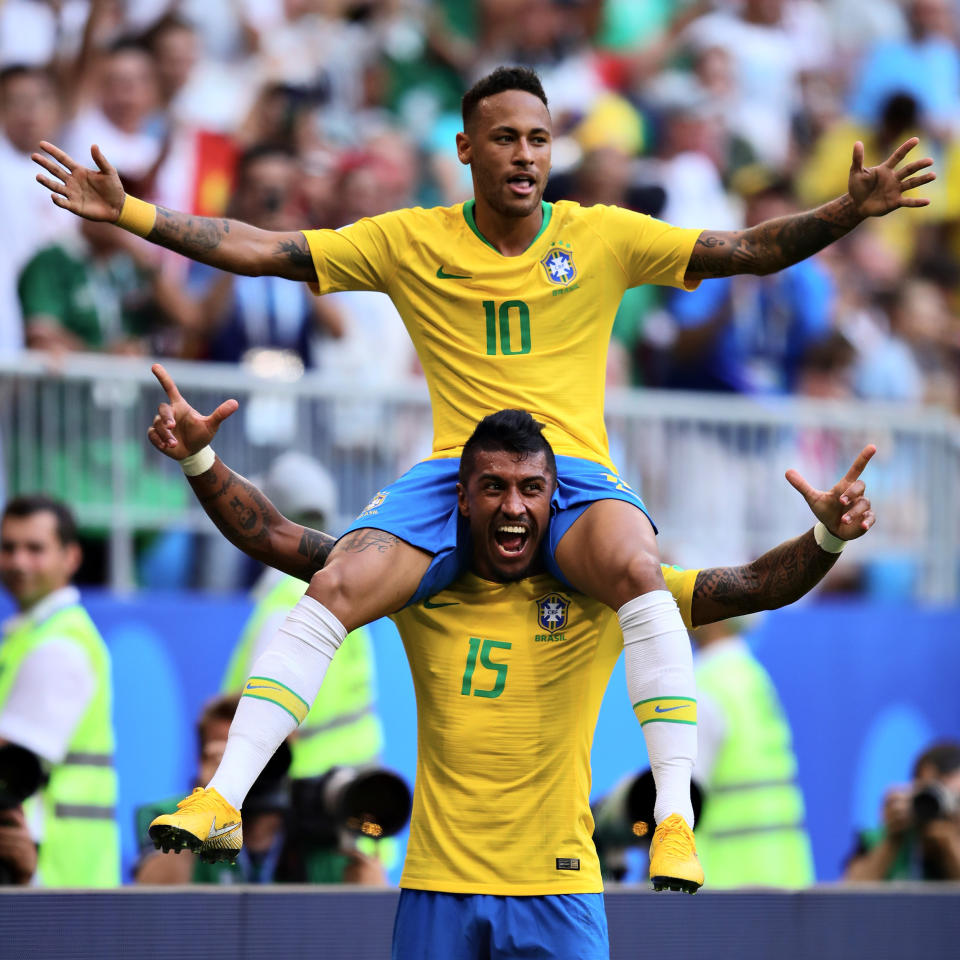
[391,564,699,895]
[303,201,700,465]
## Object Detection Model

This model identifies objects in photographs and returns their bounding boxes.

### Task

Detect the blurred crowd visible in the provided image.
[1,0,959,411]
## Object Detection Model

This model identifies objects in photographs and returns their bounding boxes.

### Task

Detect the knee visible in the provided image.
[307,564,348,608]
[614,549,665,605]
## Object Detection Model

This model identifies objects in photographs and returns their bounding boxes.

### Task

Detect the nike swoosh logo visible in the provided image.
[436,266,471,280]
[208,817,240,839]
[245,683,278,691]
[654,704,688,713]
[423,599,460,609]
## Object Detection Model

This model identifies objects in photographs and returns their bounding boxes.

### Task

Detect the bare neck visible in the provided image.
[471,196,544,257]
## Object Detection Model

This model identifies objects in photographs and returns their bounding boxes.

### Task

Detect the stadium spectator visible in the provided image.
[134,693,386,885]
[0,65,69,357]
[0,495,119,886]
[663,170,835,394]
[692,618,815,888]
[18,217,195,355]
[844,740,960,881]
[847,0,960,139]
[64,39,163,188]
[186,143,343,366]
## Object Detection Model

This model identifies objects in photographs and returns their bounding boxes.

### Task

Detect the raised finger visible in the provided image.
[785,467,817,504]
[32,152,72,182]
[897,157,933,180]
[898,197,931,208]
[884,137,919,168]
[91,144,114,175]
[850,140,864,173]
[900,172,936,192]
[842,444,876,484]
[838,479,865,505]
[151,362,182,403]
[35,173,69,197]
[208,398,239,425]
[37,140,77,172]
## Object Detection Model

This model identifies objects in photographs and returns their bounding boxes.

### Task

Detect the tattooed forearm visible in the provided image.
[149,207,231,257]
[687,195,861,279]
[691,529,839,626]
[295,528,336,577]
[189,468,273,554]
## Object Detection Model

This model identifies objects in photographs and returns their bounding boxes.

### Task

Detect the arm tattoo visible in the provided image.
[689,195,860,278]
[335,529,400,555]
[191,469,272,554]
[275,235,313,270]
[149,207,230,257]
[691,529,839,626]
[296,529,336,576]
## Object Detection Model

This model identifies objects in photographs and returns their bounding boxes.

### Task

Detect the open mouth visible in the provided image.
[494,523,530,557]
[506,173,536,197]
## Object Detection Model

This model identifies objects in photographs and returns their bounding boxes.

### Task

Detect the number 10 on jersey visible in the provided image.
[484,300,531,356]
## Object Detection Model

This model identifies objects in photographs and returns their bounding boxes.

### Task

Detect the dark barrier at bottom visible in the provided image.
[3,885,960,960]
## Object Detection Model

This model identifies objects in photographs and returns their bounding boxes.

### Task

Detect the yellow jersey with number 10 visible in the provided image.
[390,563,699,896]
[303,201,699,466]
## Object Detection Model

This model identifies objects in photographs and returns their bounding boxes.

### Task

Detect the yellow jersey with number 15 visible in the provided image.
[391,563,699,896]
[303,201,699,466]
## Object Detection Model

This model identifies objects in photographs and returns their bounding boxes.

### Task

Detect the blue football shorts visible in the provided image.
[392,889,609,960]
[342,455,654,605]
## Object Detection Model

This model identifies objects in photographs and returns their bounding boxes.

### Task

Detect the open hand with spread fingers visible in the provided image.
[32,141,125,222]
[848,138,935,219]
[786,444,877,541]
[147,363,238,462]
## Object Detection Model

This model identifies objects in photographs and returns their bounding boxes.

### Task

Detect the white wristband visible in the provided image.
[814,521,846,554]
[180,446,216,477]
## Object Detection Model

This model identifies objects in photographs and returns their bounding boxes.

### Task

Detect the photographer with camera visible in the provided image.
[0,495,119,886]
[845,741,960,881]
[135,693,404,885]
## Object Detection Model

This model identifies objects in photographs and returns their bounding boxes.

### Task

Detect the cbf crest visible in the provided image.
[540,245,577,286]
[537,593,571,634]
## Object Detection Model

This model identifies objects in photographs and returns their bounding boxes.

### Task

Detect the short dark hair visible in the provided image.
[459,409,556,484]
[196,693,241,752]
[237,142,295,180]
[0,63,55,90]
[2,495,79,546]
[461,66,548,129]
[913,741,960,779]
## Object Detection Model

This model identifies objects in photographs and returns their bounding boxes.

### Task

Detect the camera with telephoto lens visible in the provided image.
[290,765,412,848]
[0,744,46,885]
[912,781,960,826]
[592,769,702,882]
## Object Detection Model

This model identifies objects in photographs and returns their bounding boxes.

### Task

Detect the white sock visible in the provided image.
[207,597,346,809]
[619,590,697,826]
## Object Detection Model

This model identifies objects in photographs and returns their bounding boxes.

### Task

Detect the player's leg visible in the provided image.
[553,494,702,892]
[205,534,431,804]
[150,460,462,859]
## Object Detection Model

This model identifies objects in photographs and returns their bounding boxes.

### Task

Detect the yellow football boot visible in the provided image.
[649,813,704,894]
[148,787,243,864]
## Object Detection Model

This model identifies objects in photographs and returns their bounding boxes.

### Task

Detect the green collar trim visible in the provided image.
[462,199,553,254]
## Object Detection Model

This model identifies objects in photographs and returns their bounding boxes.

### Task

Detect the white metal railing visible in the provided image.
[1,352,957,599]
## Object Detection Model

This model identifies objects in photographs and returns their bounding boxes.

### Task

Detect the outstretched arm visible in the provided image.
[685,139,935,283]
[690,445,877,626]
[147,364,334,581]
[33,142,315,281]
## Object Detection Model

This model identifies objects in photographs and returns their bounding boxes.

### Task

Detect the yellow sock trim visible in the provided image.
[116,194,157,238]
[241,676,309,725]
[633,696,697,726]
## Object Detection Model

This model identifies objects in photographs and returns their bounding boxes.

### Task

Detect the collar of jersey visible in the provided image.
[462,199,553,255]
